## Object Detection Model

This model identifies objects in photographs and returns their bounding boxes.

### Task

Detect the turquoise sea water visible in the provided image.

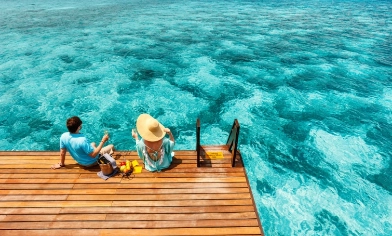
[0,0,391,235]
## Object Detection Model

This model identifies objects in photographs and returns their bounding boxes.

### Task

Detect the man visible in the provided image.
[51,116,114,169]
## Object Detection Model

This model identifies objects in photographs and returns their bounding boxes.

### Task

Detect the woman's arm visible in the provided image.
[132,129,139,141]
[164,128,175,143]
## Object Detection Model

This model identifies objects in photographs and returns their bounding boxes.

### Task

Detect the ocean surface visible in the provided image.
[0,0,391,235]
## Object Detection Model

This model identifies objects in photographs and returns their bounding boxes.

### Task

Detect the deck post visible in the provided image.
[226,119,240,167]
[196,119,201,167]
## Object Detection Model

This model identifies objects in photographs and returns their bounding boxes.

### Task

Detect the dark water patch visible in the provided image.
[254,75,286,91]
[62,100,74,110]
[275,101,326,122]
[116,80,134,95]
[150,108,166,120]
[286,70,324,92]
[294,145,366,203]
[74,76,98,85]
[28,118,53,131]
[280,55,312,66]
[164,68,177,79]
[322,117,360,137]
[174,84,204,100]
[265,143,301,171]
[113,46,133,58]
[24,51,33,56]
[73,59,92,70]
[99,106,129,131]
[326,70,385,98]
[131,69,160,81]
[325,73,354,94]
[314,209,353,236]
[282,121,311,142]
[365,121,392,146]
[123,44,172,60]
[292,145,335,185]
[266,140,363,203]
[336,184,363,204]
[59,54,74,64]
[73,102,99,114]
[145,45,171,60]
[374,55,392,67]
[366,155,392,194]
[256,178,276,196]
[101,121,121,130]
[0,74,17,84]
[195,109,221,126]
[216,50,256,64]
[333,108,380,129]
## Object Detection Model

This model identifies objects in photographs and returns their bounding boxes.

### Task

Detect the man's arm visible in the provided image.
[89,134,109,157]
[51,148,66,169]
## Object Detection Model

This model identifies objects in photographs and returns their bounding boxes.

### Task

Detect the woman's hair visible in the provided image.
[66,116,82,133]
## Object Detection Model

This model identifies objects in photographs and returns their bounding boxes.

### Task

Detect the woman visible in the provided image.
[132,114,175,172]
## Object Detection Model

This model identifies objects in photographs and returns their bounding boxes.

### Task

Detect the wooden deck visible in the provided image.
[0,146,263,236]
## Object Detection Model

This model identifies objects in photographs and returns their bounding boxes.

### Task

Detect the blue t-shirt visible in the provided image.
[60,132,98,166]
[136,138,174,172]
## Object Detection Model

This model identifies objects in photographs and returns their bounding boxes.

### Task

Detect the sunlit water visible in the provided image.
[0,0,391,235]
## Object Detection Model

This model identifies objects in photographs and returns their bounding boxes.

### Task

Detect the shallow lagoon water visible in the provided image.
[0,0,391,235]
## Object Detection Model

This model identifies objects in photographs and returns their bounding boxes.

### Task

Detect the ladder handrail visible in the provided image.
[226,119,240,167]
[196,119,240,167]
[196,119,201,167]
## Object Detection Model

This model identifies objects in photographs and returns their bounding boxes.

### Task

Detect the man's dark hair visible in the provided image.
[66,116,82,133]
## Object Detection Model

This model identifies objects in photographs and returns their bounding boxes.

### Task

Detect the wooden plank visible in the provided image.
[0,178,122,184]
[99,227,263,235]
[0,229,100,236]
[0,208,62,214]
[0,177,247,184]
[0,163,239,168]
[105,212,258,221]
[1,212,256,221]
[0,227,261,236]
[0,187,250,195]
[1,214,107,221]
[0,167,245,174]
[0,172,245,179]
[72,182,248,189]
[0,206,256,214]
[0,219,259,229]
[111,199,253,207]
[65,193,252,201]
[0,193,251,201]
[0,195,68,201]
[0,184,75,189]
[0,201,113,207]
[0,174,82,179]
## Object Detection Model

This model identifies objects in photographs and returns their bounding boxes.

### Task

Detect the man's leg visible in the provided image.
[100,144,114,155]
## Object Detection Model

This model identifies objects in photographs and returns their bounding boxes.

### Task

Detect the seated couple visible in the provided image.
[51,114,175,172]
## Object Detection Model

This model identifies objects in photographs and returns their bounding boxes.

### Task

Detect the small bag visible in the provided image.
[98,153,116,176]
[99,163,114,175]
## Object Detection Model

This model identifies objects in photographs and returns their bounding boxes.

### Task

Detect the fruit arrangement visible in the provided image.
[119,160,133,174]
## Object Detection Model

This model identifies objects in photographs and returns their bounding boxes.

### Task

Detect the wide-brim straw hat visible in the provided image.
[136,114,165,142]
